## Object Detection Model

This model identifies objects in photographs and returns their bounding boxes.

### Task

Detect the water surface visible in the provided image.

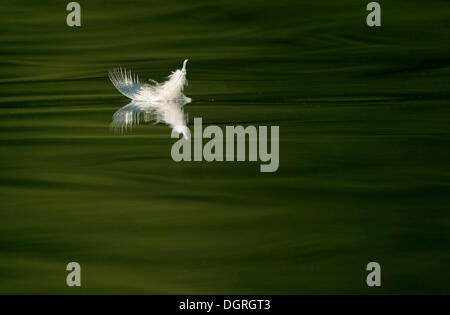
[0,0,449,293]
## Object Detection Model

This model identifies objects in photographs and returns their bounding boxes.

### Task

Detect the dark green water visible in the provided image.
[0,0,449,293]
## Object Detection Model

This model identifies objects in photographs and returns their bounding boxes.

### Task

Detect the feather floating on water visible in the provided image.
[109,59,191,139]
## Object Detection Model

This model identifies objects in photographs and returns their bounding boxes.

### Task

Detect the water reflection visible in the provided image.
[110,99,190,139]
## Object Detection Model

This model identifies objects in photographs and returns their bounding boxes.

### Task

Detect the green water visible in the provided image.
[0,0,449,294]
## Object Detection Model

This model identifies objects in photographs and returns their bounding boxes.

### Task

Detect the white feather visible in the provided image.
[109,59,190,103]
[109,60,191,138]
[108,68,142,100]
